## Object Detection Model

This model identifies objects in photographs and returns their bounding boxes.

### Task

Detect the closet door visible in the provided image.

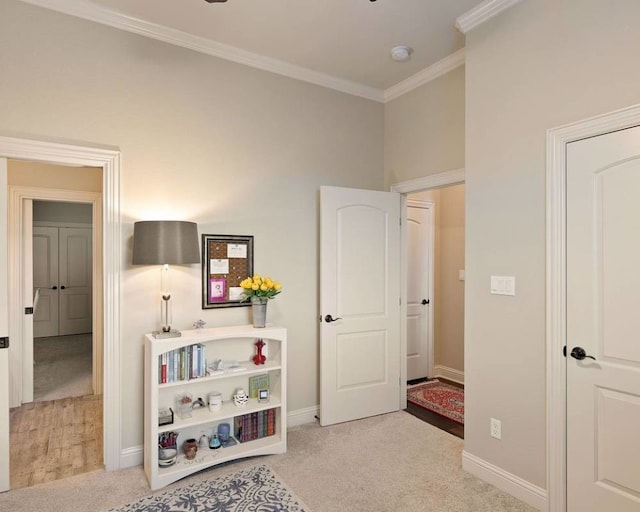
[59,227,92,335]
[33,227,59,338]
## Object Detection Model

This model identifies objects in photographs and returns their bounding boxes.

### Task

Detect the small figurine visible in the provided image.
[199,434,209,450]
[253,339,266,365]
[209,434,221,450]
[193,319,206,329]
[233,388,249,406]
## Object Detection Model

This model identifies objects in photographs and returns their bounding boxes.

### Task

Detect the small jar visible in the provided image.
[182,438,198,460]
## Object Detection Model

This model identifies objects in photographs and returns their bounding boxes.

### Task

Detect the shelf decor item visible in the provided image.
[182,438,198,460]
[239,274,282,328]
[253,339,266,365]
[175,392,193,419]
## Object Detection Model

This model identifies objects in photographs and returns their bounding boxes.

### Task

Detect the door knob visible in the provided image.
[60,285,66,290]
[51,286,57,290]
[324,314,342,323]
[421,299,430,305]
[570,346,596,361]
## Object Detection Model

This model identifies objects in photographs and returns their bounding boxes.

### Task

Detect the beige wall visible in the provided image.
[410,185,465,378]
[384,65,465,189]
[8,161,102,192]
[464,0,640,489]
[435,184,464,374]
[0,1,384,451]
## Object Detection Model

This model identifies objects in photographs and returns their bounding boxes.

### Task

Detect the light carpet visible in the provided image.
[34,333,93,401]
[109,464,307,512]
[0,411,536,512]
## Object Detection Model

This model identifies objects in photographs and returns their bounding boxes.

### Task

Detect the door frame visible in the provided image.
[405,198,435,380]
[546,103,640,512]
[391,167,465,405]
[10,190,101,404]
[0,136,122,473]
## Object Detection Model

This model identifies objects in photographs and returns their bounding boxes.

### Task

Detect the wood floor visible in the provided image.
[405,378,464,439]
[9,394,103,489]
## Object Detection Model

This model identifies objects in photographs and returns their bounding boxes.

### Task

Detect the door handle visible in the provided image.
[60,285,66,290]
[421,299,430,305]
[52,286,57,290]
[324,314,342,323]
[570,346,596,361]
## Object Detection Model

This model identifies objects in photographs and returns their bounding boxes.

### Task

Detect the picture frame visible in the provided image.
[258,389,270,403]
[202,234,254,309]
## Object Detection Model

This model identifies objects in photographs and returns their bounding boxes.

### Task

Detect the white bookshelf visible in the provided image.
[144,324,287,490]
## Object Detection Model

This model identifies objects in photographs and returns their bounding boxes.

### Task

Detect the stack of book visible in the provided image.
[158,344,206,384]
[234,409,276,443]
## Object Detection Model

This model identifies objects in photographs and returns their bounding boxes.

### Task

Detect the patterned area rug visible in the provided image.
[407,379,464,424]
[109,464,308,512]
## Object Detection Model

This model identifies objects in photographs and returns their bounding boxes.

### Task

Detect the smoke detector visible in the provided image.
[390,45,412,62]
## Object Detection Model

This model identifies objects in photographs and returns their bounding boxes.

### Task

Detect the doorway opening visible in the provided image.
[392,170,465,438]
[7,160,103,489]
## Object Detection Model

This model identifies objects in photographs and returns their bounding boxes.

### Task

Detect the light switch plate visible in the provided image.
[490,275,515,296]
[459,270,465,281]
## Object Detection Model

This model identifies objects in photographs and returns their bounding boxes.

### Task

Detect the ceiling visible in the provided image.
[22,0,486,100]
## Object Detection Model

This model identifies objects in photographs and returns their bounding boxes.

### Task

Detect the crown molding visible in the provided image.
[19,0,385,102]
[384,48,465,102]
[455,0,523,34]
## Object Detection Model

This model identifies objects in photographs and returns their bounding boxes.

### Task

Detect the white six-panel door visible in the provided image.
[34,226,92,337]
[320,186,401,426]
[567,125,640,510]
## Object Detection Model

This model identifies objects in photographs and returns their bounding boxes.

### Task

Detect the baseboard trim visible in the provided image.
[120,445,143,469]
[287,406,319,428]
[433,365,464,384]
[462,451,547,511]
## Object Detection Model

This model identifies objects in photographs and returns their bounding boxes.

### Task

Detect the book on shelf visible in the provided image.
[234,409,277,443]
[248,374,270,398]
[158,344,207,384]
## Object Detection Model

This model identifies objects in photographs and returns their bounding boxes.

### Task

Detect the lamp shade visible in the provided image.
[132,221,200,265]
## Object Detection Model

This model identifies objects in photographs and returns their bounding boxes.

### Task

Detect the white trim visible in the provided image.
[384,49,465,102]
[546,104,640,512]
[462,451,547,511]
[455,0,523,34]
[433,364,464,385]
[0,136,121,472]
[120,445,143,469]
[19,0,384,103]
[391,168,465,194]
[287,406,319,428]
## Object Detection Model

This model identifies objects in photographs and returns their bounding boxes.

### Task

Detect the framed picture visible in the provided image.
[202,234,254,309]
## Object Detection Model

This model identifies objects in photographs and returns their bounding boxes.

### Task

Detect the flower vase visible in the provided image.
[251,297,268,328]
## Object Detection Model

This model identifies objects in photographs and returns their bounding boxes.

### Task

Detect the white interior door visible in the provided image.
[567,125,640,510]
[319,185,401,426]
[406,200,433,381]
[0,158,10,492]
[33,226,59,338]
[59,227,92,335]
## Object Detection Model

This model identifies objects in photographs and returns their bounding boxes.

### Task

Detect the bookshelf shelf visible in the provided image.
[144,325,287,490]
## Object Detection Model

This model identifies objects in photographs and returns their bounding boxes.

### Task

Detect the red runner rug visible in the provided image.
[407,379,464,424]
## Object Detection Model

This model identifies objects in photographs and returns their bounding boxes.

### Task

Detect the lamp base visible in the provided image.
[152,329,182,339]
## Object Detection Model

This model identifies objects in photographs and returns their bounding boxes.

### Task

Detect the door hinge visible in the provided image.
[0,337,8,349]
[25,307,34,315]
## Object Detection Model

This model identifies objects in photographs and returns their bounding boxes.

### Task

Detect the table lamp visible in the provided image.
[132,220,200,338]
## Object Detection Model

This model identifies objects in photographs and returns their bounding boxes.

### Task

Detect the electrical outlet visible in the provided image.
[490,418,502,439]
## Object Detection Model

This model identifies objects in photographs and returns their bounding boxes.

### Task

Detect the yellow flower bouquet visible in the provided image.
[239,274,282,301]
